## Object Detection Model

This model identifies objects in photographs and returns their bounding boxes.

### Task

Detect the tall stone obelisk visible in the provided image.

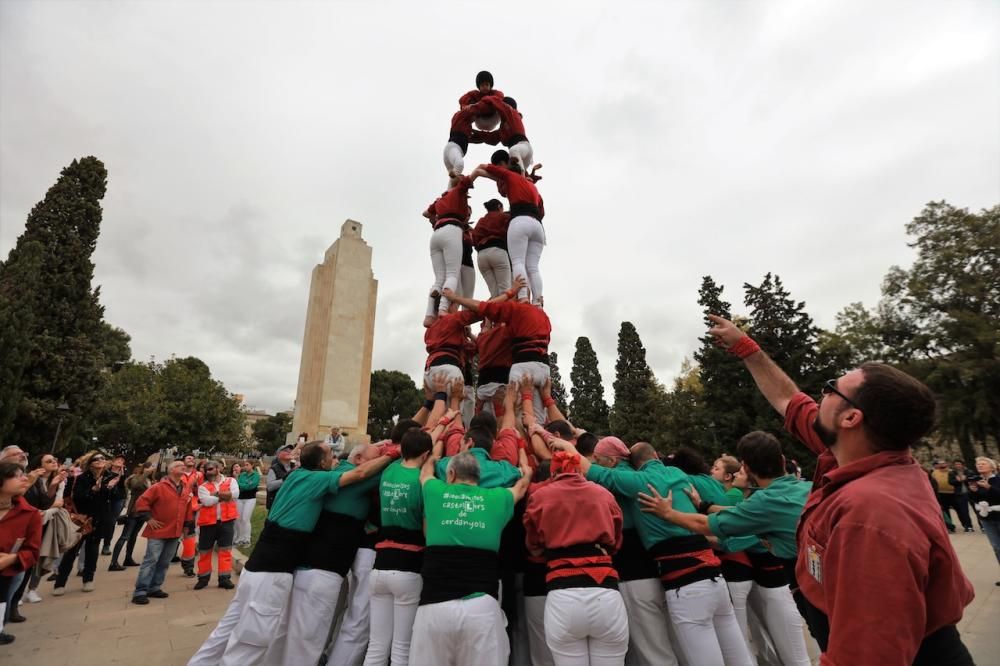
[291,220,377,443]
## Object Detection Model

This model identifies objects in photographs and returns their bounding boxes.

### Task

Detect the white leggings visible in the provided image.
[364,569,422,666]
[748,584,811,666]
[427,224,463,316]
[544,587,629,665]
[477,247,512,297]
[443,140,464,177]
[235,498,255,544]
[509,140,534,171]
[509,361,551,422]
[665,578,754,666]
[507,216,545,303]
[725,580,756,663]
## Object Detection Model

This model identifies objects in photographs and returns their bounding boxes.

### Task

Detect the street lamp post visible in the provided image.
[50,401,71,453]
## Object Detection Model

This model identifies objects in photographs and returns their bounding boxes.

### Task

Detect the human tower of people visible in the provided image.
[181,71,980,666]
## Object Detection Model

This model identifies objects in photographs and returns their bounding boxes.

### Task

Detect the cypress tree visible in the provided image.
[569,336,610,434]
[548,352,569,414]
[609,322,661,443]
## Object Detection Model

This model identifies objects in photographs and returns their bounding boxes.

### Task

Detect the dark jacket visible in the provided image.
[969,476,1000,522]
[73,470,116,524]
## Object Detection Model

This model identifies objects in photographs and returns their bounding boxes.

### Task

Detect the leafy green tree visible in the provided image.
[0,241,44,440]
[569,337,609,433]
[548,352,569,415]
[658,358,711,454]
[252,412,293,453]
[158,356,247,455]
[880,202,1000,460]
[90,362,163,460]
[368,369,422,440]
[694,276,756,452]
[609,322,661,443]
[0,157,125,452]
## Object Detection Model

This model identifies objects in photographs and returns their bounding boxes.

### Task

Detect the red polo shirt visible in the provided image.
[477,323,513,372]
[478,301,550,362]
[424,309,481,370]
[471,210,511,249]
[0,496,41,576]
[483,165,542,210]
[425,176,473,225]
[458,89,505,107]
[786,394,974,665]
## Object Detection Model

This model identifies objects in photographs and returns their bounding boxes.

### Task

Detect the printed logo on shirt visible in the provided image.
[807,544,823,583]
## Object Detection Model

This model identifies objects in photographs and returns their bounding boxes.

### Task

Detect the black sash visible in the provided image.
[420,545,499,605]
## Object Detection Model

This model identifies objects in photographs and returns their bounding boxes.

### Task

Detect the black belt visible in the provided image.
[509,202,541,219]
[475,238,508,252]
[433,217,464,231]
[447,131,469,154]
[478,366,510,385]
[504,133,528,147]
[428,355,462,369]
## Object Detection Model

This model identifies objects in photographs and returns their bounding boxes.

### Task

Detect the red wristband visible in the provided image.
[727,336,761,359]
[438,415,452,428]
[521,392,534,403]
[542,397,556,408]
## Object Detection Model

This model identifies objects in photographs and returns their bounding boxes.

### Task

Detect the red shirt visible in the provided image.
[783,392,839,488]
[471,210,511,249]
[0,496,41,576]
[479,96,526,143]
[425,176,473,225]
[450,98,494,136]
[483,165,542,210]
[424,309,481,370]
[477,323,513,371]
[478,300,550,361]
[458,89,505,107]
[136,477,195,540]
[524,474,622,554]
[796,450,974,665]
[441,425,519,467]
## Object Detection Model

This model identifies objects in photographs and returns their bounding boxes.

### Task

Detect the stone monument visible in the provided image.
[291,220,377,444]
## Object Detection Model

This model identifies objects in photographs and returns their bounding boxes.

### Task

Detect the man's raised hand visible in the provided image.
[706,314,745,349]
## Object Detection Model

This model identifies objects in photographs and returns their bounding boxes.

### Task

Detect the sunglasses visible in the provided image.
[821,379,863,411]
[91,456,106,462]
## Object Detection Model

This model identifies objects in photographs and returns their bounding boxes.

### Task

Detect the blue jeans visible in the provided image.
[983,520,1000,565]
[2,571,25,622]
[133,537,179,598]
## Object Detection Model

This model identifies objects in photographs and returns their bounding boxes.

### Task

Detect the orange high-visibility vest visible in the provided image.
[197,478,238,526]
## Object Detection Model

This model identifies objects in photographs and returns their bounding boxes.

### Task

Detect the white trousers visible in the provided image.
[509,140,534,171]
[427,224,463,316]
[409,594,510,666]
[327,547,376,666]
[477,247,512,297]
[525,595,556,666]
[281,568,345,666]
[475,113,500,131]
[188,569,293,666]
[236,499,256,544]
[476,382,505,417]
[620,578,679,666]
[460,263,476,300]
[724,580,756,664]
[509,361,551,422]
[443,140,464,177]
[363,569,422,666]
[507,215,545,303]
[544,587,629,666]
[424,364,465,393]
[748,584,811,666]
[664,578,754,666]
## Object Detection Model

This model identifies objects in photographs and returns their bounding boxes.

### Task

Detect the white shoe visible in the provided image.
[25,589,43,603]
[82,581,94,592]
[52,587,66,596]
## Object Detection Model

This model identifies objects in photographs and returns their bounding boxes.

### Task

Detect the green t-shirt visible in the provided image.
[422,478,514,551]
[434,447,521,489]
[707,475,811,560]
[323,461,382,519]
[267,467,346,532]
[379,461,424,531]
[724,486,745,505]
[687,473,730,507]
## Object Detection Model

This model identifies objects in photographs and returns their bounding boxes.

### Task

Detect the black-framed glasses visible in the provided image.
[821,379,863,411]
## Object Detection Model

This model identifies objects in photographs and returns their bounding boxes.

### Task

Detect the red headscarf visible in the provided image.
[551,450,581,476]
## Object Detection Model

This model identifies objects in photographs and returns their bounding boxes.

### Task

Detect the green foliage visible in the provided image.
[89,357,247,462]
[609,322,662,444]
[569,337,609,434]
[368,369,422,440]
[548,352,569,415]
[252,412,292,453]
[0,157,124,450]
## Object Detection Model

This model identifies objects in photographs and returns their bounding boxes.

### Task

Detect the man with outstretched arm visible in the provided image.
[703,314,975,665]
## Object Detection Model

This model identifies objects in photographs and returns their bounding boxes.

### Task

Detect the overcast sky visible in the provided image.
[2,0,998,414]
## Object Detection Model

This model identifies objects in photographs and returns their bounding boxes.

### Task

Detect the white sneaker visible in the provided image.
[25,590,43,603]
[82,581,94,592]
[52,587,66,596]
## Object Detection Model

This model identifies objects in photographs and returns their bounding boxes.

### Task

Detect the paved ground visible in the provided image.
[1,526,997,665]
